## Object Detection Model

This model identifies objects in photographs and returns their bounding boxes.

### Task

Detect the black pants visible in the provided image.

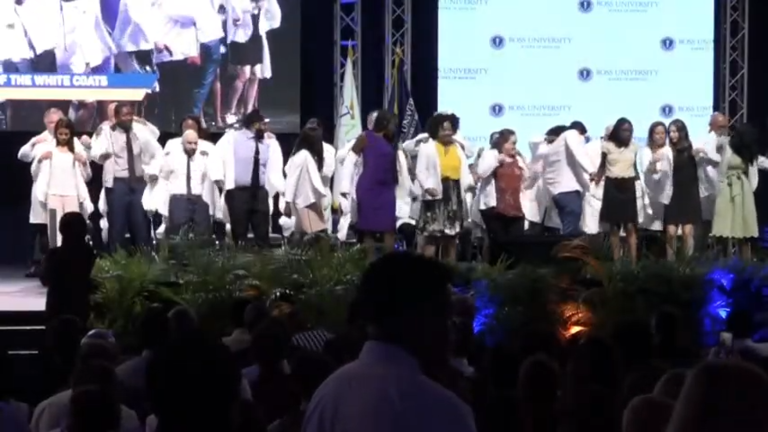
[225,186,270,247]
[481,210,525,264]
[167,195,211,238]
[29,223,49,266]
[396,223,416,250]
[105,178,151,252]
[157,60,195,131]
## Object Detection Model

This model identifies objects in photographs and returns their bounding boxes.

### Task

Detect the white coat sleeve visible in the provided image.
[476,149,499,178]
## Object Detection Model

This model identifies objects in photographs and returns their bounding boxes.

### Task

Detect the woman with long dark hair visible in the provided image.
[284,124,328,235]
[475,129,528,263]
[594,117,640,264]
[659,119,702,259]
[638,121,669,232]
[340,111,399,260]
[416,113,473,261]
[33,118,93,246]
[710,123,759,259]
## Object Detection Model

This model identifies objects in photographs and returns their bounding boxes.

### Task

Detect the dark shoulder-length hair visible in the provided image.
[607,117,634,148]
[54,117,76,154]
[647,121,668,148]
[730,123,759,165]
[426,113,460,140]
[667,119,693,151]
[545,125,568,142]
[293,125,324,169]
[491,129,516,152]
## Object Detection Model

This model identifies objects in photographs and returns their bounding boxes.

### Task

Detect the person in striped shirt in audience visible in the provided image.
[271,302,334,353]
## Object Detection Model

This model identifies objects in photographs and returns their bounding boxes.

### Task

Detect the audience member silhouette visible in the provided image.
[65,385,121,432]
[41,212,97,325]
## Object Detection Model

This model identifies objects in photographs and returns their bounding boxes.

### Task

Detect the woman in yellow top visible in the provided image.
[416,113,471,261]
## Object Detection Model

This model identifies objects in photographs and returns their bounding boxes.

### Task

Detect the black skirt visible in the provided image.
[599,177,638,225]
[228,13,264,66]
[664,152,702,226]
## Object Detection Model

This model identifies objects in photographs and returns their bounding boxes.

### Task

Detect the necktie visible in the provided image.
[186,155,192,195]
[251,138,261,187]
[125,132,137,179]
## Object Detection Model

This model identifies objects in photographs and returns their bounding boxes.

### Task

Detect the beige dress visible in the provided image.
[292,202,326,234]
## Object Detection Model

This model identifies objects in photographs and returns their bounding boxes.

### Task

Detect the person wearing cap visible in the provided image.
[216,108,285,246]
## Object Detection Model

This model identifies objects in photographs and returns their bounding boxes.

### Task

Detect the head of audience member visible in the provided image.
[77,339,120,368]
[620,368,666,412]
[608,118,634,148]
[67,385,121,432]
[272,302,309,336]
[709,112,729,136]
[251,317,291,371]
[44,108,64,134]
[667,119,693,151]
[490,128,518,158]
[544,125,568,143]
[426,113,460,145]
[243,109,267,140]
[82,329,117,346]
[668,360,768,432]
[648,121,668,149]
[71,360,119,393]
[139,305,169,353]
[182,130,199,156]
[366,110,379,130]
[293,124,325,169]
[291,351,335,404]
[623,395,674,432]
[180,115,205,137]
[357,252,454,366]
[567,121,588,137]
[168,306,198,339]
[113,103,134,131]
[371,110,398,143]
[54,117,76,153]
[59,212,89,246]
[518,355,559,432]
[654,369,688,402]
[148,337,242,431]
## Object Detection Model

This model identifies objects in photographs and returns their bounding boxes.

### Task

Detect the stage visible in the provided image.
[0,268,46,312]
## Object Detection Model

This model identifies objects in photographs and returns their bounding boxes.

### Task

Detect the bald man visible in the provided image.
[159,130,214,238]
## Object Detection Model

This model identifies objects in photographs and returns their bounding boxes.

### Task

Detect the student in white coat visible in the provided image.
[112,0,164,75]
[190,0,226,124]
[475,129,529,264]
[581,125,612,235]
[216,109,285,246]
[416,113,473,262]
[637,121,668,233]
[159,130,219,237]
[32,118,94,247]
[304,119,336,232]
[283,124,328,235]
[224,0,282,122]
[695,113,730,247]
[90,103,163,252]
[541,122,594,236]
[523,126,566,234]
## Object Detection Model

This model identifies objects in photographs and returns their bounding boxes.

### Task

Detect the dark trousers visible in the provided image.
[192,39,223,116]
[481,210,525,264]
[225,186,270,247]
[105,178,150,252]
[157,60,195,131]
[167,195,211,238]
[29,223,49,266]
[396,223,417,250]
[552,190,584,236]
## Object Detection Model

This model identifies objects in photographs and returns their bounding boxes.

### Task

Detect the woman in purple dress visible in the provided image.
[348,111,399,260]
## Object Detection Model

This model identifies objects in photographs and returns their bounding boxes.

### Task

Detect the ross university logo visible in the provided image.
[660,37,714,52]
[505,36,573,50]
[577,0,659,14]
[578,67,593,82]
[439,0,490,12]
[438,67,490,81]
[489,103,506,118]
[489,35,506,50]
[578,67,659,82]
[507,104,572,118]
[659,104,713,119]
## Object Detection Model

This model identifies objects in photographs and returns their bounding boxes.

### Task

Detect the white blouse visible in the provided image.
[602,141,638,178]
[48,151,79,196]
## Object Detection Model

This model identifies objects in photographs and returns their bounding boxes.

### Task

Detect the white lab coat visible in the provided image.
[581,139,604,234]
[637,146,667,231]
[334,138,361,240]
[225,0,281,78]
[524,137,560,229]
[0,2,34,64]
[415,139,473,224]
[57,0,116,73]
[31,145,94,221]
[150,138,225,219]
[284,150,327,233]
[112,0,162,53]
[153,0,199,64]
[215,130,285,227]
[693,133,724,221]
[321,143,336,232]
[21,134,89,224]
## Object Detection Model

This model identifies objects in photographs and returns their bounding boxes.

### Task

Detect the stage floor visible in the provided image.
[0,268,46,312]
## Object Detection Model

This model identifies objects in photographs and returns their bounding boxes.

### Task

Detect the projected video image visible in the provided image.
[0,0,300,133]
[438,0,715,159]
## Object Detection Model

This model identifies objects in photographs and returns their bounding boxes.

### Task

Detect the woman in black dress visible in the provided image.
[663,119,702,259]
[594,118,640,265]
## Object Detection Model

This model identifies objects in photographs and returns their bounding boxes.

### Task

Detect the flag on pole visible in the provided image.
[334,44,362,150]
[387,47,421,144]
